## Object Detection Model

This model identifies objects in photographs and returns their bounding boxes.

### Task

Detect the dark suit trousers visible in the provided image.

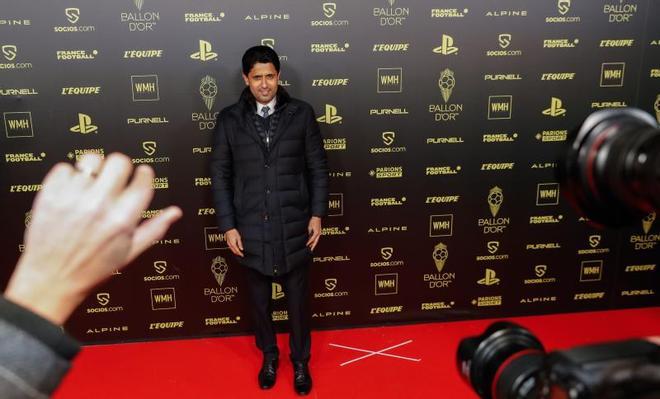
[246,264,311,362]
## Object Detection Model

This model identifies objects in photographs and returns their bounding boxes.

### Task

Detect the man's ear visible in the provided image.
[242,74,249,86]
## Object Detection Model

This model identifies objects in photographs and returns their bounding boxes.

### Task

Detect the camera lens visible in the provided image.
[558,108,660,227]
[457,321,545,399]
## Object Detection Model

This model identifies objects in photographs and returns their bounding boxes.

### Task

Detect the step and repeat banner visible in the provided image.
[1,0,658,344]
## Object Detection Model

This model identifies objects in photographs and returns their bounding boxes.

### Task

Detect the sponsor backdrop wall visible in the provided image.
[1,0,659,344]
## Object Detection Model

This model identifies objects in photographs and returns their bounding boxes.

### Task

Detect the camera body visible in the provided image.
[458,322,660,399]
[557,108,659,228]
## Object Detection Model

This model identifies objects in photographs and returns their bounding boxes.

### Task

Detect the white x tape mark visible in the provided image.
[329,339,421,366]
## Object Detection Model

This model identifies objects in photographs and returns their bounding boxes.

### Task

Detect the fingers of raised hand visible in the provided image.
[92,153,134,197]
[74,153,103,183]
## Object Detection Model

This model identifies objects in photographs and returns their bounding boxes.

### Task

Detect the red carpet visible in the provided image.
[54,308,660,398]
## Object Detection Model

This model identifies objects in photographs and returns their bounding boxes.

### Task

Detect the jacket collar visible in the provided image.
[236,87,297,159]
[239,86,291,113]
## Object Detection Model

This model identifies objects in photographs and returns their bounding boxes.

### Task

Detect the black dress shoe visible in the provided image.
[258,355,278,389]
[292,361,312,395]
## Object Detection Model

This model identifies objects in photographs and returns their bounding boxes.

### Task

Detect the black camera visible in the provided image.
[457,108,660,399]
[457,321,660,399]
[557,108,660,228]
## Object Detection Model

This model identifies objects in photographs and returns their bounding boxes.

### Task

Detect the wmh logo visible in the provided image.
[375,273,398,295]
[131,74,159,101]
[328,193,343,216]
[150,287,176,310]
[429,214,453,237]
[204,226,228,250]
[580,260,603,282]
[488,95,512,120]
[536,183,560,206]
[600,62,625,87]
[377,68,403,93]
[4,111,34,138]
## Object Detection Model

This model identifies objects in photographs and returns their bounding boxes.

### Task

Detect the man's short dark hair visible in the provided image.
[242,46,280,75]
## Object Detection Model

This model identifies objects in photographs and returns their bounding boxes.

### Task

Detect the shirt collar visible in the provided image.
[256,97,277,117]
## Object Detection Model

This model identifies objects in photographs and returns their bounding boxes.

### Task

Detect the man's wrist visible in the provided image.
[5,259,83,325]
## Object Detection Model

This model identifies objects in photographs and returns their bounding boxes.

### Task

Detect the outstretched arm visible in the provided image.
[4,153,182,325]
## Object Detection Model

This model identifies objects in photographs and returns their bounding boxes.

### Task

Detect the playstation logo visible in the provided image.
[272,282,285,300]
[542,97,566,117]
[477,269,500,286]
[316,104,342,124]
[70,113,98,134]
[191,40,218,61]
[433,34,458,55]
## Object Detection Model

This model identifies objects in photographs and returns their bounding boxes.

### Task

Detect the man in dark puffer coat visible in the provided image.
[210,46,328,396]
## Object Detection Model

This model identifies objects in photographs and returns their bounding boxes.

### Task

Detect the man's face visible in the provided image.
[243,62,279,104]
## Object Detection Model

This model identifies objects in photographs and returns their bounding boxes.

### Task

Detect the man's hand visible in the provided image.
[225,228,244,257]
[4,153,182,325]
[306,216,322,251]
